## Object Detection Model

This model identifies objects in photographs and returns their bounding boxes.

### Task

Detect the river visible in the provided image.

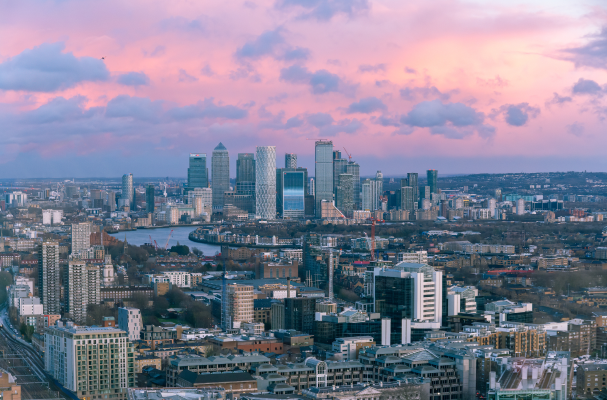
[110,226,222,256]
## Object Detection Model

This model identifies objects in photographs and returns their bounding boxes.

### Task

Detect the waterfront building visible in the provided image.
[145,184,154,213]
[188,153,208,190]
[122,173,134,207]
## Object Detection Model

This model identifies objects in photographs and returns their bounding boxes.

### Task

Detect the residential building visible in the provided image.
[427,169,438,194]
[45,323,135,400]
[578,363,607,396]
[212,143,230,211]
[71,222,91,256]
[335,173,354,216]
[255,146,276,220]
[447,286,478,316]
[0,369,21,400]
[397,251,428,264]
[146,184,155,213]
[66,260,89,324]
[285,153,297,169]
[122,173,134,207]
[176,371,257,397]
[39,242,61,315]
[119,307,142,342]
[227,284,254,328]
[315,140,333,218]
[361,172,383,211]
[18,297,43,316]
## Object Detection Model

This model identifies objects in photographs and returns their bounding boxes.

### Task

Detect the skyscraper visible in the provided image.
[336,173,354,215]
[276,168,307,219]
[146,184,155,213]
[309,178,315,196]
[106,191,116,212]
[362,172,383,211]
[401,186,415,211]
[39,242,60,315]
[187,153,208,190]
[285,153,297,169]
[212,143,230,211]
[315,140,333,218]
[346,161,361,209]
[236,153,256,183]
[407,172,419,203]
[256,146,276,219]
[71,222,91,256]
[122,173,133,207]
[427,169,438,194]
[67,260,88,324]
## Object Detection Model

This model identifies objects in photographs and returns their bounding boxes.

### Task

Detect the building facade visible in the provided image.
[315,140,333,218]
[39,241,61,315]
[118,307,142,342]
[188,153,209,190]
[212,143,230,211]
[255,146,276,220]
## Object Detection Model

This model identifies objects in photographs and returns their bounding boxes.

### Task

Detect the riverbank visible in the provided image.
[188,233,301,249]
[110,226,221,255]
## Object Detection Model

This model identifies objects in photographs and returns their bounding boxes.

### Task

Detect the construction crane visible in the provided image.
[164,229,174,250]
[343,147,352,161]
[149,235,158,250]
[371,218,376,261]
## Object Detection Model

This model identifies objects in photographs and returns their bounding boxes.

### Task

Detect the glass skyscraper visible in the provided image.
[315,140,333,218]
[336,173,354,215]
[277,168,307,219]
[256,146,276,219]
[212,143,229,211]
[407,172,419,203]
[146,184,154,213]
[427,169,438,194]
[188,153,208,190]
[237,153,255,183]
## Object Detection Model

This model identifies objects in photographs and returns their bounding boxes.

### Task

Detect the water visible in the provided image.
[110,226,221,256]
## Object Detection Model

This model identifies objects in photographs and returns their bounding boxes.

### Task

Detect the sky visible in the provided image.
[1,0,607,178]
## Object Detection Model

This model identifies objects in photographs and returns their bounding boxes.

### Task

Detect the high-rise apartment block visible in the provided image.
[45,323,135,400]
[255,146,276,219]
[39,242,61,315]
[407,172,419,203]
[315,140,333,218]
[427,169,438,194]
[362,172,383,211]
[187,153,208,190]
[333,152,361,210]
[71,222,91,256]
[121,173,134,207]
[336,173,354,215]
[227,284,254,328]
[66,261,88,324]
[118,307,142,342]
[285,153,297,169]
[401,186,415,211]
[212,143,230,211]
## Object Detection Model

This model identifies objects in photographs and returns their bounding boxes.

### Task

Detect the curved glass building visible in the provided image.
[255,146,276,219]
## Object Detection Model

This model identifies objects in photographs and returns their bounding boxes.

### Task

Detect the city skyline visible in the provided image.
[1,1,606,177]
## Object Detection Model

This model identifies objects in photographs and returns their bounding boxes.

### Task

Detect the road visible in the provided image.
[0,308,71,400]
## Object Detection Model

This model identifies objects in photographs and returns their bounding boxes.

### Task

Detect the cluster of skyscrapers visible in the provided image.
[141,140,442,220]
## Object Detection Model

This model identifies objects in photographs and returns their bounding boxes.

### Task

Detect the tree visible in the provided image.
[192,247,203,257]
[0,271,13,304]
[169,244,190,256]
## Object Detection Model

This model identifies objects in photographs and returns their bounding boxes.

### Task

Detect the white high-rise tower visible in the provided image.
[255,146,276,219]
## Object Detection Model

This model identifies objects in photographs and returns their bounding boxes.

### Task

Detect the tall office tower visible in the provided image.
[66,261,88,324]
[45,324,135,400]
[333,153,348,197]
[276,168,307,219]
[122,173,134,206]
[315,140,333,218]
[427,169,438,194]
[87,265,100,306]
[212,143,230,211]
[372,262,443,344]
[118,307,142,341]
[187,153,208,190]
[407,173,419,202]
[361,173,383,211]
[227,283,254,327]
[401,186,415,211]
[495,188,503,202]
[145,184,155,213]
[256,146,276,219]
[71,222,91,256]
[106,190,116,212]
[309,178,315,196]
[90,189,104,208]
[285,153,297,169]
[39,242,60,315]
[336,173,354,215]
[236,153,256,183]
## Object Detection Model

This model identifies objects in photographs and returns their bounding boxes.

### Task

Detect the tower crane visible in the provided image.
[343,147,352,161]
[164,229,174,250]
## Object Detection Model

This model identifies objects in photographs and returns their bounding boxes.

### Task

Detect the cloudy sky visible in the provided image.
[1,0,606,178]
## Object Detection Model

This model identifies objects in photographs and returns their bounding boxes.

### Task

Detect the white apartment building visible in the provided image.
[397,251,428,264]
[118,307,142,342]
[152,271,191,288]
[45,323,135,400]
[14,276,34,295]
[19,297,43,316]
[447,285,478,316]
[42,209,63,225]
